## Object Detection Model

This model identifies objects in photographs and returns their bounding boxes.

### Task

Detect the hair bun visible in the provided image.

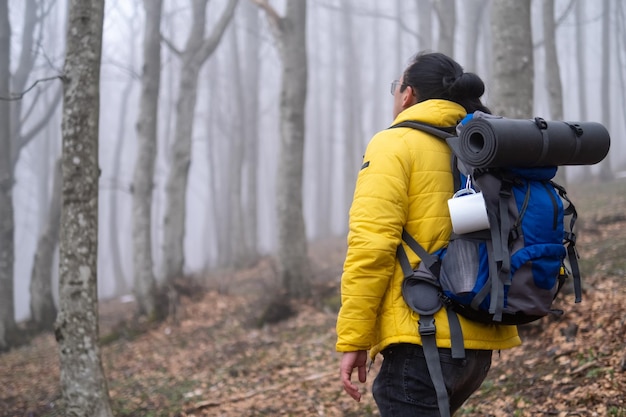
[446,72,485,100]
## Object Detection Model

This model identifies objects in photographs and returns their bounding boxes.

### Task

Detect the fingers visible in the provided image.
[341,371,362,402]
[357,361,367,383]
[340,351,366,402]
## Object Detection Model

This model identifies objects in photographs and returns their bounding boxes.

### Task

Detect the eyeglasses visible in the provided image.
[390,80,407,95]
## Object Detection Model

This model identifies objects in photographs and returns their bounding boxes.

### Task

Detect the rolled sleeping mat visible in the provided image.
[456,117,611,168]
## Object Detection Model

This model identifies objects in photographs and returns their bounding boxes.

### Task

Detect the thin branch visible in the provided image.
[555,0,577,27]
[0,75,63,101]
[314,0,421,39]
[534,0,598,48]
[196,0,240,64]
[18,84,62,151]
[161,33,182,57]
[250,0,282,31]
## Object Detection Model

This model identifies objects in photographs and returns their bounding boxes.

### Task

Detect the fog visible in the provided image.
[4,0,624,321]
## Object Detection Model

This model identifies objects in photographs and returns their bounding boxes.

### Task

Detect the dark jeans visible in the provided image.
[372,343,492,417]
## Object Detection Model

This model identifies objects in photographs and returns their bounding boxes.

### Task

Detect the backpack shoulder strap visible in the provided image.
[392,122,468,417]
[390,120,457,139]
[397,228,463,417]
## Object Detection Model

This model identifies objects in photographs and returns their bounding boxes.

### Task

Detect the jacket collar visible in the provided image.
[391,99,466,128]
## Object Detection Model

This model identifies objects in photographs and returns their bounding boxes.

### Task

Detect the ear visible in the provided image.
[401,86,417,108]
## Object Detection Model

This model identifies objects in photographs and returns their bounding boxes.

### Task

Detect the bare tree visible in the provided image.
[574,0,591,181]
[416,0,433,50]
[598,0,614,181]
[54,0,113,415]
[241,0,261,262]
[434,0,456,57]
[204,55,230,269]
[462,0,489,73]
[340,0,363,228]
[133,0,163,319]
[161,0,238,283]
[29,159,61,332]
[616,0,626,167]
[0,0,62,349]
[543,0,563,121]
[395,0,404,71]
[224,17,248,268]
[542,0,567,185]
[575,0,588,122]
[309,3,333,239]
[253,0,311,298]
[490,0,534,118]
[107,4,142,297]
[0,0,17,351]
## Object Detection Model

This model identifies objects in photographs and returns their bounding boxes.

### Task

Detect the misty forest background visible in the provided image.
[1,0,626,415]
[1,0,626,405]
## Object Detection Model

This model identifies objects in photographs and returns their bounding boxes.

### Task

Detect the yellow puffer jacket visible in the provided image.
[336,99,521,359]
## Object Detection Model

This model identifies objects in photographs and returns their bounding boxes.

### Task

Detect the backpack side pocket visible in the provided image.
[439,238,489,304]
[505,243,566,316]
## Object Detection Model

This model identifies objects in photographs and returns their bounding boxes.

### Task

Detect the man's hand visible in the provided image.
[340,350,368,402]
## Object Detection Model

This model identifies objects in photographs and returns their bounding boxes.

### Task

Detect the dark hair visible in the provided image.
[402,51,491,114]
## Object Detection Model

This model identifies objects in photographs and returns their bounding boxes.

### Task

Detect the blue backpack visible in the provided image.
[392,118,581,325]
[389,116,584,417]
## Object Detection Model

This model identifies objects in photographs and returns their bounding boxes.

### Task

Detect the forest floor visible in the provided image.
[1,178,626,417]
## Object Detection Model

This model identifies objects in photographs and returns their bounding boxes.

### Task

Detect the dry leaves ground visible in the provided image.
[1,179,626,417]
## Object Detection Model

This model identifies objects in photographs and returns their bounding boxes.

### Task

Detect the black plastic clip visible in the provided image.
[534,117,548,130]
[418,317,436,336]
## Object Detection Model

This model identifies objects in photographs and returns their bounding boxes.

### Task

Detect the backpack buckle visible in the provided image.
[499,177,515,197]
[418,316,436,336]
[510,225,521,241]
[564,231,577,245]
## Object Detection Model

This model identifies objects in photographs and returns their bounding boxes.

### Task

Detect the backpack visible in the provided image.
[388,113,609,417]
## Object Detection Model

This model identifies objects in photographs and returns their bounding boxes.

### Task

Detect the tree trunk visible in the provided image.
[108,69,133,296]
[542,0,567,185]
[29,159,61,332]
[1,0,63,350]
[416,0,433,50]
[340,1,361,228]
[55,1,113,416]
[434,0,456,57]
[598,0,614,181]
[226,20,247,269]
[575,0,588,122]
[542,0,563,120]
[574,0,591,181]
[133,0,163,319]
[462,0,488,73]
[205,58,230,269]
[277,1,310,298]
[256,0,311,298]
[242,0,260,262]
[0,0,17,351]
[22,3,64,332]
[310,4,333,240]
[161,0,238,283]
[490,0,534,118]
